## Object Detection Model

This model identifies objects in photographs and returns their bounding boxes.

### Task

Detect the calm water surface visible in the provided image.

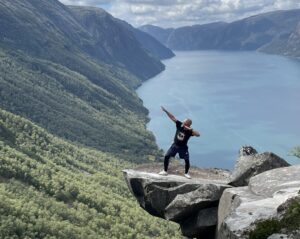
[137,51,300,170]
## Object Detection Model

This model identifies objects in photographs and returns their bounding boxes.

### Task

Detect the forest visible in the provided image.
[0,108,181,238]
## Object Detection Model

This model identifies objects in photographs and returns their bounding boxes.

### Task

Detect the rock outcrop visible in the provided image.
[218,165,300,239]
[229,148,290,187]
[123,168,231,238]
[123,147,299,239]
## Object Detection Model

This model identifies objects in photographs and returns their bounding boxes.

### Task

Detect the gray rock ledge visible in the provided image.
[123,169,231,238]
[218,165,300,239]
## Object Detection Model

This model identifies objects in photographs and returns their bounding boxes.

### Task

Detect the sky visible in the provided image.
[59,0,300,28]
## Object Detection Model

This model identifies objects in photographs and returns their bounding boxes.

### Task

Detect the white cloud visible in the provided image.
[60,0,111,6]
[59,0,300,27]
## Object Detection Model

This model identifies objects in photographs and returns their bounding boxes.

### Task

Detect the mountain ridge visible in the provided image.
[67,5,174,60]
[0,0,172,80]
[0,0,175,160]
[139,9,300,57]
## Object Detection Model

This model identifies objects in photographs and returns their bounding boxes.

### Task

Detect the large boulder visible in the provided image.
[123,168,231,238]
[249,165,300,197]
[217,165,300,239]
[229,147,290,187]
[165,183,227,222]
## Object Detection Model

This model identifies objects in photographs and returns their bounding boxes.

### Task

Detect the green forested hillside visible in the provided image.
[68,6,174,61]
[0,0,164,80]
[0,0,179,238]
[0,48,158,161]
[0,0,169,162]
[0,108,180,238]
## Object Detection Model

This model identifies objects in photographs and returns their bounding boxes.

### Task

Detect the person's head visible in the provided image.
[183,118,192,127]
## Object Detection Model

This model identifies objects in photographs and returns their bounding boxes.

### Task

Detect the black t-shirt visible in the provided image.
[173,120,193,148]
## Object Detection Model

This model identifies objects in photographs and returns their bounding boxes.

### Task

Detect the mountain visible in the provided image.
[140,9,300,56]
[164,22,228,50]
[118,21,175,60]
[0,0,164,80]
[286,23,300,55]
[139,25,175,47]
[0,0,181,237]
[0,0,172,160]
[261,22,300,56]
[68,6,174,73]
[217,9,300,51]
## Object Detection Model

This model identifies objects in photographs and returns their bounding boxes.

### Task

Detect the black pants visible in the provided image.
[164,144,190,174]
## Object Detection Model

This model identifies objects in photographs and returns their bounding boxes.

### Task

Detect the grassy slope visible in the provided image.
[0,0,180,238]
[0,108,180,239]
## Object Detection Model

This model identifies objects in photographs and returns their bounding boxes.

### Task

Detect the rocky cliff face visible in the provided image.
[124,147,300,239]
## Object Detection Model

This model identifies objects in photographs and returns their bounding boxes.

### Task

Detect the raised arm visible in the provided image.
[161,106,177,123]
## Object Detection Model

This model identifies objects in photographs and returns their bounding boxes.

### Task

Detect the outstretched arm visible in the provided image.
[161,106,177,123]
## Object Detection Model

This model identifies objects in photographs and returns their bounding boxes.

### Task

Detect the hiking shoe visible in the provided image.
[184,173,191,179]
[158,170,168,176]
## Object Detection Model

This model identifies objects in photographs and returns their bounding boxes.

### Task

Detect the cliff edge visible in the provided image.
[123,147,300,239]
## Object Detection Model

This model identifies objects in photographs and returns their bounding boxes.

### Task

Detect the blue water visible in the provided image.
[137,51,300,170]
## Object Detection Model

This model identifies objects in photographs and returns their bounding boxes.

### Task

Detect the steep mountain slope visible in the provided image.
[119,20,175,59]
[130,27,175,59]
[139,24,175,46]
[165,22,228,50]
[0,0,164,80]
[67,6,167,78]
[217,9,300,51]
[286,23,300,55]
[0,0,168,160]
[0,108,180,238]
[261,22,300,56]
[139,9,300,56]
[68,6,174,60]
[0,48,157,161]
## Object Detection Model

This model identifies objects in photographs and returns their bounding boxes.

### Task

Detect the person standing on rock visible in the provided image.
[159,106,200,179]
